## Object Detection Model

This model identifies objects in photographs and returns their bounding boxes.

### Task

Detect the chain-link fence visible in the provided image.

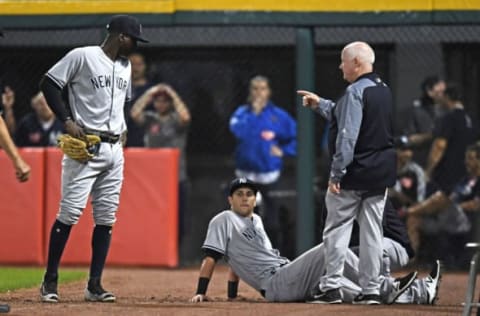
[1,24,480,266]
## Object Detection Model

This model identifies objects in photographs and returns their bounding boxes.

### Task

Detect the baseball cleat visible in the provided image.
[40,280,59,303]
[387,271,418,304]
[352,293,382,305]
[307,288,342,304]
[84,278,116,303]
[425,260,442,305]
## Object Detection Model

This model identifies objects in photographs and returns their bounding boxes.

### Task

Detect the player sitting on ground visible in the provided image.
[190,178,421,304]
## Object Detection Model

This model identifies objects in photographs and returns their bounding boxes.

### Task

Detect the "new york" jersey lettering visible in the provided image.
[90,75,128,91]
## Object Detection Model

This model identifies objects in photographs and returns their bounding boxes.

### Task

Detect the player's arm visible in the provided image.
[190,248,223,303]
[329,89,362,193]
[227,267,240,300]
[0,116,30,182]
[40,76,84,138]
[297,90,335,121]
[425,137,447,179]
[1,86,16,134]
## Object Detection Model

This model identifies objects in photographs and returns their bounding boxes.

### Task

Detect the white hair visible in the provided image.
[342,41,375,65]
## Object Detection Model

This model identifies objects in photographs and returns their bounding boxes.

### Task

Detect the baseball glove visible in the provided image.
[57,134,101,162]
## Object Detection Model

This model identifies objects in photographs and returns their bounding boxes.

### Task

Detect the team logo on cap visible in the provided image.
[239,178,247,183]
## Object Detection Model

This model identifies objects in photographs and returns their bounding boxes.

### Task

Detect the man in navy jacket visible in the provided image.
[229,75,296,251]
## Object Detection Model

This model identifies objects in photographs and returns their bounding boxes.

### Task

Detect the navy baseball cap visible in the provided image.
[229,178,258,196]
[106,15,149,43]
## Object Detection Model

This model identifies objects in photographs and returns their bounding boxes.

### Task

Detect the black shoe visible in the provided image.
[307,288,342,304]
[386,271,418,304]
[84,278,116,303]
[40,274,59,303]
[353,293,382,305]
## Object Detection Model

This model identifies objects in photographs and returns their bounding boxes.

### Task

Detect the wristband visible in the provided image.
[227,281,239,299]
[196,277,210,295]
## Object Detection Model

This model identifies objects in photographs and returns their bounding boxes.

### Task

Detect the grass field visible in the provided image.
[0,267,86,293]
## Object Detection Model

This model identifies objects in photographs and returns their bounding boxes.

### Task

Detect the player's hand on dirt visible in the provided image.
[328,180,341,194]
[1,86,15,109]
[270,145,284,158]
[14,157,31,182]
[64,119,85,139]
[297,90,320,110]
[190,294,208,303]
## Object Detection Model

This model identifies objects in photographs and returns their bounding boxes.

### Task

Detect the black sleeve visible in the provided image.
[39,75,71,123]
[433,114,452,140]
[203,248,223,261]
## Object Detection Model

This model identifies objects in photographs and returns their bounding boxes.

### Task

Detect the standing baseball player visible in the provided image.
[38,15,148,303]
[298,41,396,304]
[190,178,418,304]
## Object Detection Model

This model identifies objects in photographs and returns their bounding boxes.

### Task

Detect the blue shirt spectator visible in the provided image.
[230,100,296,182]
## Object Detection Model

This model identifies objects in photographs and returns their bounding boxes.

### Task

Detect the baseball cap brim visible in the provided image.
[229,180,258,196]
[131,35,149,43]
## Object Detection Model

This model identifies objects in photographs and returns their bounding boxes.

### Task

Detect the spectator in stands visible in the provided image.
[405,143,480,268]
[126,53,153,147]
[398,76,446,167]
[229,75,297,251]
[130,83,191,243]
[426,83,476,195]
[1,86,16,135]
[389,145,426,210]
[3,90,64,147]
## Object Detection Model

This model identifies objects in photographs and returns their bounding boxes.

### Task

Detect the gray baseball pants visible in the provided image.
[320,189,387,295]
[57,142,124,226]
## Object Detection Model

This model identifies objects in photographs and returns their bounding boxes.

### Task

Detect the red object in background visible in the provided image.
[0,148,45,264]
[43,148,179,267]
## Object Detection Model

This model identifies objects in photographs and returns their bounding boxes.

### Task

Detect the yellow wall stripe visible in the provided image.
[175,0,435,12]
[0,0,174,15]
[1,0,480,15]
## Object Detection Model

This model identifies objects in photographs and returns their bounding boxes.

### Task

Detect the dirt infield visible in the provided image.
[0,266,475,315]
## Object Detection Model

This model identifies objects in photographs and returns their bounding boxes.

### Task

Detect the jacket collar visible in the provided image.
[354,72,378,82]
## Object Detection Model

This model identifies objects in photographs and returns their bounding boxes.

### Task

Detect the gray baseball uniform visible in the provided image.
[315,73,395,296]
[46,46,130,226]
[203,210,431,303]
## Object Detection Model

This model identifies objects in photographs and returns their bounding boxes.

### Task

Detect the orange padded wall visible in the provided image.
[44,148,179,267]
[0,148,45,264]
